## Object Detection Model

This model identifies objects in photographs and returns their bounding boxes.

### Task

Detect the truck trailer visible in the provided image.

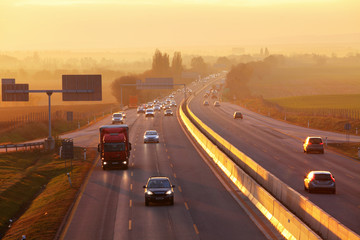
[98,125,131,170]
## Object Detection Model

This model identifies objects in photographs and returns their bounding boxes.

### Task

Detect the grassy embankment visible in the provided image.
[0,103,113,239]
[0,147,96,240]
[233,94,360,160]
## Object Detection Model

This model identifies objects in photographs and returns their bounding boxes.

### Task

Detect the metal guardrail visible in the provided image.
[0,141,44,152]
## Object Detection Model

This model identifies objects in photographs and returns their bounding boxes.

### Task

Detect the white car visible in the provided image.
[145,108,155,117]
[112,113,123,124]
[144,130,159,143]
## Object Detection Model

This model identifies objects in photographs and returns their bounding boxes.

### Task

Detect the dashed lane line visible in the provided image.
[193,224,199,235]
[184,202,189,210]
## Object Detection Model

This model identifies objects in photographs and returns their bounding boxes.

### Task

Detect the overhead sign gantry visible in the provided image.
[1,75,102,150]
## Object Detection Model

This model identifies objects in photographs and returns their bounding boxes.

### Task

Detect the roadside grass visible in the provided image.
[234,97,360,135]
[0,147,95,240]
[327,142,360,160]
[268,94,360,109]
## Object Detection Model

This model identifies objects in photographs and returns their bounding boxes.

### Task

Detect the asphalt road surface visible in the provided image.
[189,88,360,235]
[60,94,274,239]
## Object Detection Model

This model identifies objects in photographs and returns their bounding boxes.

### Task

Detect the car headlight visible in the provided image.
[166,190,172,195]
[146,191,153,195]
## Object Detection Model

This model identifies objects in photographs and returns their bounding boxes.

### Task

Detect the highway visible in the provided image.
[60,93,276,239]
[188,87,360,235]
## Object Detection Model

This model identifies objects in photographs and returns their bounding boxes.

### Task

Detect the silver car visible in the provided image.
[144,130,159,143]
[112,113,123,124]
[145,108,155,117]
[304,171,336,194]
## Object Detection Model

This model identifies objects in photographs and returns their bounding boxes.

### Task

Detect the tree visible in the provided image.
[171,51,183,77]
[191,56,208,75]
[225,63,253,99]
[214,57,231,70]
[111,75,139,105]
[151,49,170,77]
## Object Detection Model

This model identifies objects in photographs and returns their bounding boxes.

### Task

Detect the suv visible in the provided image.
[304,171,336,194]
[303,137,324,154]
[233,111,243,119]
[143,176,175,206]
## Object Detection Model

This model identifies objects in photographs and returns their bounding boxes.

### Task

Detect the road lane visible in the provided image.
[189,88,360,234]
[61,94,272,239]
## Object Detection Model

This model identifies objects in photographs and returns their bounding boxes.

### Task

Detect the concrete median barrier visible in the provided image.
[180,99,360,240]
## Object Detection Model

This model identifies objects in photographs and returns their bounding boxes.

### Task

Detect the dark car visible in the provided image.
[303,137,324,154]
[233,111,243,119]
[203,100,209,106]
[213,101,220,107]
[143,176,175,206]
[304,171,336,194]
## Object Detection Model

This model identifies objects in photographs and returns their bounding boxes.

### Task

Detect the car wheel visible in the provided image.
[332,189,336,194]
[321,150,324,154]
[170,198,174,205]
[145,199,149,206]
[304,185,307,191]
[102,165,107,171]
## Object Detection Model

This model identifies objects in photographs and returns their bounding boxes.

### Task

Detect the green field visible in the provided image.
[268,94,360,109]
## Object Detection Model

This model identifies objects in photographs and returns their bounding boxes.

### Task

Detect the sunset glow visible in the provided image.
[0,0,358,51]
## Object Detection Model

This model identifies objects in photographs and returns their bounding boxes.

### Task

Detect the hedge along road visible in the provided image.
[189,86,360,235]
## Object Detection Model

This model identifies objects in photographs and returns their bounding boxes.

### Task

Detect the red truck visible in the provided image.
[98,125,132,170]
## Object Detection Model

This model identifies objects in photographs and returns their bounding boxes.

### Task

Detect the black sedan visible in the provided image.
[143,176,175,206]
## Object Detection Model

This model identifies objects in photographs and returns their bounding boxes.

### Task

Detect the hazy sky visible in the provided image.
[0,0,359,50]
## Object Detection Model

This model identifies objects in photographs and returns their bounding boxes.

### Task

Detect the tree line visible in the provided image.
[111,49,219,105]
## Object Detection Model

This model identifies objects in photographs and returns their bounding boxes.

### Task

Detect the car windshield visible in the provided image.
[113,114,122,117]
[148,179,171,188]
[146,132,157,135]
[309,138,322,144]
[314,174,332,180]
[104,143,125,152]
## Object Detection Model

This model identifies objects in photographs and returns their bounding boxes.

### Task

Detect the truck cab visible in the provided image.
[98,125,131,170]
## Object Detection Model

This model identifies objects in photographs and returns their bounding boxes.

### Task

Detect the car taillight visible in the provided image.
[307,142,312,145]
[320,143,323,145]
[331,176,335,182]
